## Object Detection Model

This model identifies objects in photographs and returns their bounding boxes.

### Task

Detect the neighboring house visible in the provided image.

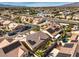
[0,38,10,48]
[8,22,19,30]
[66,15,72,20]
[46,27,62,39]
[0,37,17,48]
[71,31,79,35]
[32,16,43,25]
[37,12,44,17]
[20,31,51,52]
[11,14,18,19]
[72,25,78,31]
[37,18,47,24]
[15,34,27,41]
[47,48,59,57]
[59,23,69,26]
[76,38,79,57]
[39,21,51,29]
[47,28,55,34]
[0,20,12,31]
[37,11,52,17]
[73,13,79,20]
[0,20,4,25]
[14,25,24,30]
[0,41,27,57]
[70,34,78,42]
[56,14,65,19]
[2,20,11,26]
[56,43,78,57]
[21,16,33,23]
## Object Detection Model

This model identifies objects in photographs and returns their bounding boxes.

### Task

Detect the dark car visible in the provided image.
[19,26,31,32]
[8,31,17,36]
[15,25,31,32]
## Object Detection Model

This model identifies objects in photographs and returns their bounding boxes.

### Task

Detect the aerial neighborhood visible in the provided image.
[0,2,79,57]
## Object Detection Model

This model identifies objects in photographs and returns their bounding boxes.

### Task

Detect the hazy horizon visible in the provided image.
[0,2,73,7]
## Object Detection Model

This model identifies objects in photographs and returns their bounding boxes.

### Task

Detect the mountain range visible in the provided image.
[62,2,79,7]
[0,2,79,7]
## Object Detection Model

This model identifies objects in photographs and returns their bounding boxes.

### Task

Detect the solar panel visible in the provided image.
[47,28,55,33]
[2,41,21,54]
[56,53,71,57]
[64,43,74,48]
[28,40,36,45]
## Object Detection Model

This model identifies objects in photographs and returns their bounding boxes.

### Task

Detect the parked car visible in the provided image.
[8,31,17,36]
[16,25,31,32]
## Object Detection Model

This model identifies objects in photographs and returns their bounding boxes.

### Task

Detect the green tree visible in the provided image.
[32,26,40,31]
[14,17,22,23]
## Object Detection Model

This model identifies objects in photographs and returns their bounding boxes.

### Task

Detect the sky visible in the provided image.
[0,2,73,7]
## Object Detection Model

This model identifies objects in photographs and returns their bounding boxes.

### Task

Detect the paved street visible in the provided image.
[53,18,79,25]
